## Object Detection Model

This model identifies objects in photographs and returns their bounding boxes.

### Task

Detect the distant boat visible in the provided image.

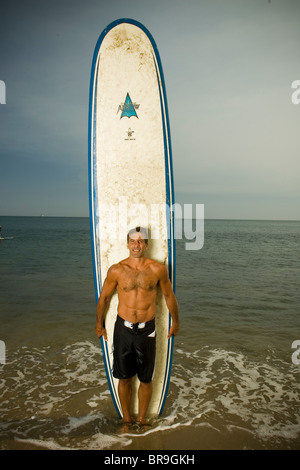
[0,226,13,240]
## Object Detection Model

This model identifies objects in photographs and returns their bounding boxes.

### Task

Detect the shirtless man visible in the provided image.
[95,226,179,425]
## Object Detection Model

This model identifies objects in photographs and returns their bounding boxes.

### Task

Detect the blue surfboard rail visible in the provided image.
[88,18,176,418]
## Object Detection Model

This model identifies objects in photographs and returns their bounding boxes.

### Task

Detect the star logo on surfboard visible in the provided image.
[117,93,140,119]
[125,128,135,140]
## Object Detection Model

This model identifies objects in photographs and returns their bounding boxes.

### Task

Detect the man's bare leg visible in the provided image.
[118,378,132,423]
[137,381,152,425]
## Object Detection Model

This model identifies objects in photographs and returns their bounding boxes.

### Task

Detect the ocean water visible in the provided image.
[0,216,300,450]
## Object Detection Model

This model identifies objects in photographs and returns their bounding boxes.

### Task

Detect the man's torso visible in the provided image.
[116,258,161,323]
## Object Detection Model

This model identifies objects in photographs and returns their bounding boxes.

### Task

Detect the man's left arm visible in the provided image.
[158,265,179,338]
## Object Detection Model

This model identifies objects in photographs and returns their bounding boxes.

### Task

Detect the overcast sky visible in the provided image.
[1,0,299,219]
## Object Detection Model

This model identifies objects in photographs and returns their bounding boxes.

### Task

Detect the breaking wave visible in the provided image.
[1,341,299,450]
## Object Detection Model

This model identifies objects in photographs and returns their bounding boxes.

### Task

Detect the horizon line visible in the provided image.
[1,215,299,223]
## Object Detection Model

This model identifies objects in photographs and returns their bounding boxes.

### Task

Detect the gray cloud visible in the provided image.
[1,0,299,219]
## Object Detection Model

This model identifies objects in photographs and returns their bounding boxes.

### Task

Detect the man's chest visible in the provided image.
[119,267,158,292]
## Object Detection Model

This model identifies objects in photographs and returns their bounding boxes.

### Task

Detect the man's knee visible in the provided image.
[139,380,152,389]
[119,377,132,387]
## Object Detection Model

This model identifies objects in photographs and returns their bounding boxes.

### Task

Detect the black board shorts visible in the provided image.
[113,315,156,383]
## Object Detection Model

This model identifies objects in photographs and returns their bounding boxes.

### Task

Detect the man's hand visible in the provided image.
[168,322,179,338]
[95,324,108,341]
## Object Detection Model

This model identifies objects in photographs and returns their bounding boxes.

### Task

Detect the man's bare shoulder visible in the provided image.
[149,259,168,278]
[118,258,131,268]
[109,258,134,274]
[107,262,124,279]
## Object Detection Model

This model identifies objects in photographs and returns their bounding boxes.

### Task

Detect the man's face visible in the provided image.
[127,232,148,258]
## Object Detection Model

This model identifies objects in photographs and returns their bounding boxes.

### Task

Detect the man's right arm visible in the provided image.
[95,265,118,340]
[157,264,179,338]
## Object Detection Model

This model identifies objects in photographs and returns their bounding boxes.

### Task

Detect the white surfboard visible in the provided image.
[89,18,175,418]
